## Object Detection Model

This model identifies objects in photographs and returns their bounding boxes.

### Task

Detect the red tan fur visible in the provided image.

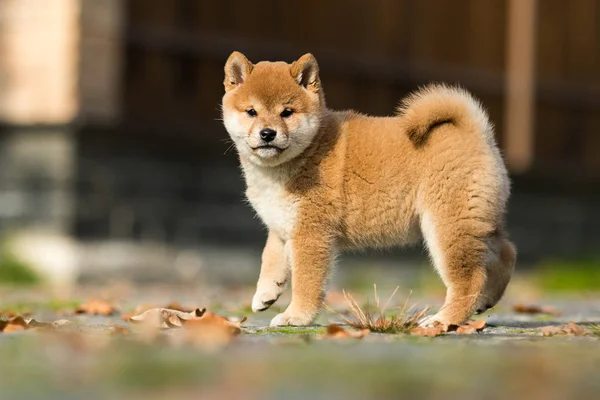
[222,52,516,327]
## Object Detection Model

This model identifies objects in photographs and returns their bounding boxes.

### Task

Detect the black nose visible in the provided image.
[259,128,277,142]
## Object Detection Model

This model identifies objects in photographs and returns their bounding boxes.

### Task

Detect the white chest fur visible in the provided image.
[243,165,297,241]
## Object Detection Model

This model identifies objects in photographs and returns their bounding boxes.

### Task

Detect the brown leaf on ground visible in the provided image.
[540,322,589,337]
[111,324,132,335]
[1,316,62,333]
[540,326,563,336]
[325,324,370,339]
[178,310,242,334]
[513,303,561,317]
[121,303,198,321]
[456,319,487,335]
[8,316,27,327]
[26,319,51,329]
[180,310,245,349]
[75,300,117,316]
[456,325,477,334]
[411,324,446,337]
[129,307,206,329]
[3,323,25,333]
[1,316,29,333]
[566,321,588,336]
[411,319,486,336]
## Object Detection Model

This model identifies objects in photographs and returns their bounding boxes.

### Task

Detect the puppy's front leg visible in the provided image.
[252,231,290,312]
[270,231,333,326]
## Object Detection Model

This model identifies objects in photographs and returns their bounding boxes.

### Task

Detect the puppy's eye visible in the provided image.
[280,109,294,118]
[246,108,257,117]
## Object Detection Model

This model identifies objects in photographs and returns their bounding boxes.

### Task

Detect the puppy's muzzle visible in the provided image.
[259,128,277,143]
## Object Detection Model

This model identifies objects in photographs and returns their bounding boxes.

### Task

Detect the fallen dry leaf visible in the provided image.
[411,325,446,337]
[324,324,370,339]
[456,325,476,334]
[540,326,563,336]
[181,311,245,348]
[3,323,25,333]
[411,319,486,336]
[111,324,132,335]
[1,316,29,333]
[179,310,243,334]
[129,307,206,329]
[456,319,487,335]
[75,300,117,316]
[1,316,64,333]
[25,319,52,329]
[513,303,561,317]
[540,322,589,337]
[121,302,198,321]
[128,307,245,347]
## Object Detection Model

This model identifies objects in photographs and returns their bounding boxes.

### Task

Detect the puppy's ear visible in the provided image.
[224,51,253,91]
[291,53,320,93]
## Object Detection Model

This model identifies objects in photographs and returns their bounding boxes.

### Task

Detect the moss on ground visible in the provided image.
[535,257,600,292]
[0,244,40,285]
[588,324,600,337]
[251,327,327,335]
[0,299,81,315]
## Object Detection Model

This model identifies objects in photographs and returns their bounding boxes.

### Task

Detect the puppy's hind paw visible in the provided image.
[417,313,450,328]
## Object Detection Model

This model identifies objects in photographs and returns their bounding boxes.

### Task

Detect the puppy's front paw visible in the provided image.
[269,311,315,327]
[252,282,283,312]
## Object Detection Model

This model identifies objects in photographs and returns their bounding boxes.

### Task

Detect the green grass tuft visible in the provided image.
[327,285,429,334]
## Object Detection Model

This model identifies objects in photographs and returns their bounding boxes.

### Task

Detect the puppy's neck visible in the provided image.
[240,154,300,190]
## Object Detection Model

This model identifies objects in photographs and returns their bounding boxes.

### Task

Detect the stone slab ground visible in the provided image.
[1,283,599,400]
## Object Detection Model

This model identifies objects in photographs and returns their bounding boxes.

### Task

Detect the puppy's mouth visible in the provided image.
[252,145,285,151]
[251,144,287,157]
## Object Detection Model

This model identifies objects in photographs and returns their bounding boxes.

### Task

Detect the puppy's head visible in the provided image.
[222,52,324,167]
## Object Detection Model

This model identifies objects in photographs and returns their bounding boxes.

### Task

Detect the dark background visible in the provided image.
[1,0,599,274]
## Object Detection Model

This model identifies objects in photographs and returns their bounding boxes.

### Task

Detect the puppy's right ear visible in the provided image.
[224,52,253,92]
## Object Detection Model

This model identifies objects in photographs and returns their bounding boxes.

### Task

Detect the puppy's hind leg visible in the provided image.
[475,232,516,314]
[252,231,290,312]
[419,212,488,327]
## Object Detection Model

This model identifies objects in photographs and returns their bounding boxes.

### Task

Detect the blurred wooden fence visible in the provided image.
[122,0,600,182]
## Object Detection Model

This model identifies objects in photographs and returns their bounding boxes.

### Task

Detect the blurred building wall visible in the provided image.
[0,0,599,279]
[0,0,123,283]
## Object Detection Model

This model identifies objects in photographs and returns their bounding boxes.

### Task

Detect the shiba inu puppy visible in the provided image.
[221,51,516,327]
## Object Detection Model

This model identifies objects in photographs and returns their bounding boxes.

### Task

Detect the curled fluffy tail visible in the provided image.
[397,84,494,145]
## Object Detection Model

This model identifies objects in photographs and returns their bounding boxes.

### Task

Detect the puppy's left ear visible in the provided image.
[224,51,253,91]
[291,53,320,93]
